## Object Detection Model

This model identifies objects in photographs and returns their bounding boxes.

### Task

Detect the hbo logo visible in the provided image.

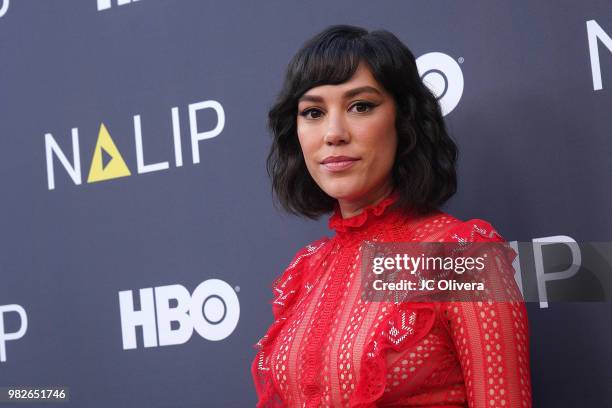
[118,279,239,350]
[416,52,464,116]
[0,0,9,19]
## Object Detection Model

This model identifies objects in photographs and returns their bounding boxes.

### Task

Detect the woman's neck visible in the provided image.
[337,182,394,219]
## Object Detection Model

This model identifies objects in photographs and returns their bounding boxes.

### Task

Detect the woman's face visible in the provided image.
[297,62,398,206]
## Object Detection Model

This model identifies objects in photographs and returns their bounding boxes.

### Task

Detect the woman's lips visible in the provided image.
[321,158,360,172]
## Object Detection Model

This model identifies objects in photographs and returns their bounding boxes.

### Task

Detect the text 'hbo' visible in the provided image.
[118,279,239,350]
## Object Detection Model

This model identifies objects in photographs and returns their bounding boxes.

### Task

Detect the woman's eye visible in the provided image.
[350,102,375,113]
[299,102,375,119]
[299,108,323,119]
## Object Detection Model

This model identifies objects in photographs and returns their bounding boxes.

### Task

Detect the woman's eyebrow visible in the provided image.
[298,86,383,103]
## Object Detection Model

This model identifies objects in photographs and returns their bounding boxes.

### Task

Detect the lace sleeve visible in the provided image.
[440,220,532,408]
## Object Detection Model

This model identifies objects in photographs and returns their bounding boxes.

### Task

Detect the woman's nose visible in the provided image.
[323,112,350,146]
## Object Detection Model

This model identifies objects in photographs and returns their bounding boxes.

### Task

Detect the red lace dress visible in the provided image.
[251,193,532,407]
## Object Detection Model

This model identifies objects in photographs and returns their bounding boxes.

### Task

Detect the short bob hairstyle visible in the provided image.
[267,24,457,219]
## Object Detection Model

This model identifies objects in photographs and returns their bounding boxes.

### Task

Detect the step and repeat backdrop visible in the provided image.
[1,1,611,407]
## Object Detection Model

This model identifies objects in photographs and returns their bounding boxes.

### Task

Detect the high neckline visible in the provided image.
[328,190,401,233]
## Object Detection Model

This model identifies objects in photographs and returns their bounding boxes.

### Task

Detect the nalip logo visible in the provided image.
[97,0,141,11]
[0,304,28,363]
[587,19,612,91]
[44,100,225,190]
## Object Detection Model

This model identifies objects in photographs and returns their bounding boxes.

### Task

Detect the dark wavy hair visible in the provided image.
[267,24,457,218]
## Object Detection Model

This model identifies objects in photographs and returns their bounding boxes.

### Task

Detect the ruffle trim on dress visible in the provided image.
[444,218,518,267]
[328,191,400,233]
[252,213,517,407]
[348,218,517,407]
[251,237,332,408]
[349,302,437,407]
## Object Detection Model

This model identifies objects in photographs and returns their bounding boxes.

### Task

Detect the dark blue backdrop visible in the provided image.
[1,1,611,406]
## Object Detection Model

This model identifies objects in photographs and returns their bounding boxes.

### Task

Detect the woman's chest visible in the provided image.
[269,250,393,406]
[268,244,462,407]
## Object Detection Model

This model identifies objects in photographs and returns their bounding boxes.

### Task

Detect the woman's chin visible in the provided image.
[321,184,365,202]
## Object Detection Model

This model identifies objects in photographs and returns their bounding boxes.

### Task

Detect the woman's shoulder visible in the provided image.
[283,236,331,271]
[403,210,508,243]
[421,212,518,273]
[441,214,507,243]
[270,236,331,318]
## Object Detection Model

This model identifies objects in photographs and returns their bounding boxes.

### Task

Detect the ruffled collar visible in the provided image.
[328,190,401,234]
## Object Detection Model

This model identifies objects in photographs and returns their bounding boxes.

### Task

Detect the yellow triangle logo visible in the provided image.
[87,123,131,183]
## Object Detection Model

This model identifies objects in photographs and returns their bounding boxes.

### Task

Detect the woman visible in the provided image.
[252,25,531,408]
